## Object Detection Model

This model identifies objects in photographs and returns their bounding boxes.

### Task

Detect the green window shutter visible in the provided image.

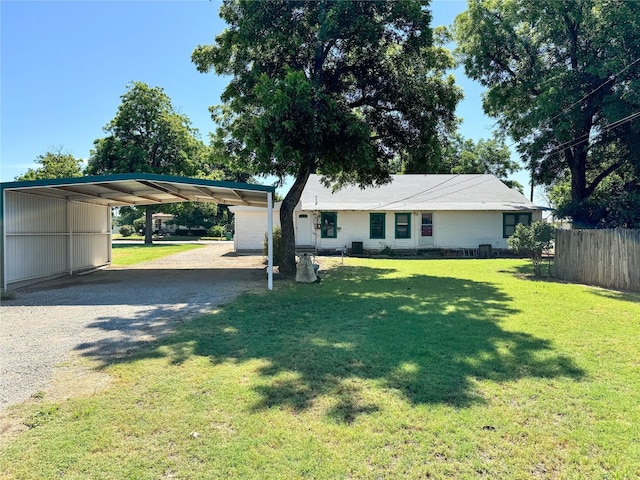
[395,213,411,239]
[370,213,385,239]
[321,212,337,238]
[503,212,533,237]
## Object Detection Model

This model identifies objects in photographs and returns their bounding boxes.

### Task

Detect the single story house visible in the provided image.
[230,174,543,254]
[150,213,209,235]
[152,213,179,234]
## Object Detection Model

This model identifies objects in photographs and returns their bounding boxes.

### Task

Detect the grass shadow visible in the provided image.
[127,264,584,422]
[589,289,640,303]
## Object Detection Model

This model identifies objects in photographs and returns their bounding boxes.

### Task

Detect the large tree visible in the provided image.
[453,0,640,227]
[15,148,83,181]
[87,82,206,243]
[193,0,461,273]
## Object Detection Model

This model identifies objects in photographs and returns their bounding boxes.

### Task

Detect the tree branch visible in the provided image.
[585,162,621,197]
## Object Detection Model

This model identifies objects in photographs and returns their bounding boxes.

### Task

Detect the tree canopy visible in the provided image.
[87,81,208,243]
[166,202,219,234]
[193,0,461,272]
[410,133,522,191]
[15,148,83,181]
[87,82,205,178]
[454,0,640,226]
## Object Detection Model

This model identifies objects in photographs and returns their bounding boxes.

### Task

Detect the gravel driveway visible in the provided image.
[0,243,266,414]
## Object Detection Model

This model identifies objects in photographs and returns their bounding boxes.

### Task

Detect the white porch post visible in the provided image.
[267,191,273,290]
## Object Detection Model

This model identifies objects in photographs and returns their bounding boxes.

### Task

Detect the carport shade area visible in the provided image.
[0,173,275,291]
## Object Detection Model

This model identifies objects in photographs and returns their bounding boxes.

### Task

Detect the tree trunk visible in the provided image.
[278,165,312,275]
[145,206,154,245]
[567,145,591,226]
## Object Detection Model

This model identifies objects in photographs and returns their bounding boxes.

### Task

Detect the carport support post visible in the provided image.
[1,188,6,291]
[67,200,73,276]
[267,191,273,290]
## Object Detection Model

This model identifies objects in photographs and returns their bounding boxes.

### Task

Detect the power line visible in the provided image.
[372,174,500,210]
[546,110,640,157]
[372,174,463,210]
[547,56,640,124]
[501,56,640,151]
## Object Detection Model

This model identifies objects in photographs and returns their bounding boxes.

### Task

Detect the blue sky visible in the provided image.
[1,0,531,195]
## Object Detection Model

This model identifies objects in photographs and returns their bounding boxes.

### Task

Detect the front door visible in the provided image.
[296,213,312,246]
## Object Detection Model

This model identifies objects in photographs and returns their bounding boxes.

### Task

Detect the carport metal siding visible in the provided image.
[3,190,111,287]
[1,174,274,291]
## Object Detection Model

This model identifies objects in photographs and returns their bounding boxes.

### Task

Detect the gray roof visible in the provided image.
[300,174,539,212]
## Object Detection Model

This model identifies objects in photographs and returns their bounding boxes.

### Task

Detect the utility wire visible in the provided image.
[501,56,640,151]
[547,56,640,124]
[405,176,499,205]
[547,110,640,157]
[371,174,462,210]
[372,174,503,210]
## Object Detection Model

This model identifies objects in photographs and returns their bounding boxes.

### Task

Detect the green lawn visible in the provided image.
[111,244,204,266]
[2,259,639,479]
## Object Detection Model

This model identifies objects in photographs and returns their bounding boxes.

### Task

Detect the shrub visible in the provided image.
[264,227,284,266]
[380,244,395,257]
[207,225,226,238]
[132,217,146,235]
[507,220,555,276]
[119,225,135,237]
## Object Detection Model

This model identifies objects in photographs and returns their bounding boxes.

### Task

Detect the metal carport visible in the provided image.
[0,173,275,291]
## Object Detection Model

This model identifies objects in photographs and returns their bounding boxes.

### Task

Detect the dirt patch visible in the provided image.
[0,356,114,446]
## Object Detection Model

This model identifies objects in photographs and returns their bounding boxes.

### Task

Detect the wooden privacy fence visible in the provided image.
[555,229,640,293]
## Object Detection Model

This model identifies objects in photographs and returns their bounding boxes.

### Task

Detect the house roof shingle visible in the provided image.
[300,174,540,212]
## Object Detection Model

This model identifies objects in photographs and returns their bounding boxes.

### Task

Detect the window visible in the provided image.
[395,213,411,239]
[370,213,385,239]
[503,212,532,237]
[421,213,433,237]
[321,212,337,238]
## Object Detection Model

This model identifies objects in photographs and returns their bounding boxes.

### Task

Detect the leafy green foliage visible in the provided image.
[118,225,135,237]
[193,0,462,273]
[115,206,143,227]
[87,82,208,244]
[264,227,284,267]
[454,0,640,226]
[165,202,218,233]
[87,82,205,177]
[15,148,83,181]
[414,133,523,191]
[507,220,555,276]
[549,169,640,228]
[207,225,226,238]
[132,217,146,235]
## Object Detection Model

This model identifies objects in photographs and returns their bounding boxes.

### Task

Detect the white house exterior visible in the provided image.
[229,203,282,252]
[231,174,543,254]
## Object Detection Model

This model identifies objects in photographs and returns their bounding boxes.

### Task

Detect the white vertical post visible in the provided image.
[108,207,112,265]
[267,191,273,290]
[2,189,7,291]
[67,200,73,275]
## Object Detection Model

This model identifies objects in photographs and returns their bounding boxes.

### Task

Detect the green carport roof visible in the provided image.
[0,173,275,208]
